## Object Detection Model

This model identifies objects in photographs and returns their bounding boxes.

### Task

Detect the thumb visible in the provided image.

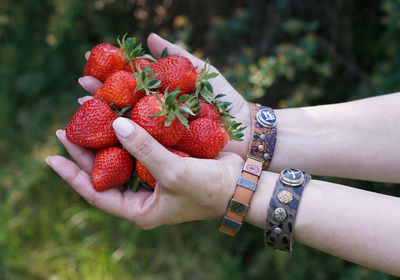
[112,117,176,178]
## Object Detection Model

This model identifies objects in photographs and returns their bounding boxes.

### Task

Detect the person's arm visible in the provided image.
[271,93,400,182]
[246,171,400,276]
[47,115,400,276]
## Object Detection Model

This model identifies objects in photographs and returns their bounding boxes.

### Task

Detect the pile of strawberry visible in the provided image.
[65,35,244,192]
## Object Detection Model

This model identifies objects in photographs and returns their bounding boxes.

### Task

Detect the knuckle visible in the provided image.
[129,133,154,160]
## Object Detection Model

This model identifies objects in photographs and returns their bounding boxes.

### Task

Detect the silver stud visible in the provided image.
[258,145,264,151]
[274,227,282,235]
[263,153,270,160]
[259,133,266,140]
[274,207,287,222]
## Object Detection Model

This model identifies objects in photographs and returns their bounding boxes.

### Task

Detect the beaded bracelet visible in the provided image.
[219,103,277,236]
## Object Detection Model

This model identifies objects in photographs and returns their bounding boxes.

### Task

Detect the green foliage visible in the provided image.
[1,0,399,279]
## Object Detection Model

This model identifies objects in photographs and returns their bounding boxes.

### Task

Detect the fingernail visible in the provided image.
[55,129,63,140]
[78,97,85,104]
[113,117,135,138]
[45,156,51,165]
[78,77,89,92]
[151,32,162,39]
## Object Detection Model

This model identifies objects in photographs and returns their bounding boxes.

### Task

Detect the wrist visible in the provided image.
[223,101,253,158]
[243,171,278,228]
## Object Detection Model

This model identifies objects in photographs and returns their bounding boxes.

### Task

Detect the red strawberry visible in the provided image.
[150,56,197,96]
[84,36,144,81]
[124,58,153,73]
[189,100,222,124]
[95,70,145,110]
[65,98,118,149]
[136,148,190,188]
[131,90,192,146]
[92,147,133,192]
[174,118,228,159]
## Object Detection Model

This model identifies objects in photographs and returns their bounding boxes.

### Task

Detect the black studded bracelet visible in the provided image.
[264,168,311,252]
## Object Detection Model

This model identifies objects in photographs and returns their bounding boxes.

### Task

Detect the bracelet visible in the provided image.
[219,103,277,236]
[264,168,311,251]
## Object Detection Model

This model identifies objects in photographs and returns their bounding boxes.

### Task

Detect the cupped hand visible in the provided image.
[78,33,253,158]
[47,117,243,229]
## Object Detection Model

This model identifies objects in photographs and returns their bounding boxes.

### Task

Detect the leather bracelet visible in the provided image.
[264,168,311,251]
[219,103,277,236]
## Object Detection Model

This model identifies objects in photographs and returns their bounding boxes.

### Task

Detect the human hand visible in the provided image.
[78,33,253,158]
[46,116,243,229]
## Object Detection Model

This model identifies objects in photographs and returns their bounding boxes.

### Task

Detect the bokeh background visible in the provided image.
[1,0,400,279]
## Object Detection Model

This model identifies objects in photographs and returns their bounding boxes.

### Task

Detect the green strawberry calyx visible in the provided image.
[127,169,154,192]
[117,34,145,62]
[222,117,245,142]
[194,59,219,103]
[151,87,195,129]
[133,64,162,95]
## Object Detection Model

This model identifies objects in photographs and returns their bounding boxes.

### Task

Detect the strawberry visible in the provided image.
[149,56,197,96]
[65,98,118,149]
[84,36,144,81]
[131,89,193,146]
[174,118,244,159]
[189,100,222,124]
[136,148,190,189]
[124,57,153,73]
[92,147,133,192]
[95,70,145,110]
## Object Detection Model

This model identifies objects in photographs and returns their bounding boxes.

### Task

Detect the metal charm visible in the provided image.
[228,199,249,216]
[263,153,270,160]
[274,207,287,222]
[274,227,282,235]
[258,144,264,151]
[259,133,266,140]
[256,109,277,128]
[277,190,294,204]
[279,168,304,187]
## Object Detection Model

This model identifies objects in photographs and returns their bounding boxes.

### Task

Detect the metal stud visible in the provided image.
[274,207,287,222]
[258,144,264,151]
[274,227,282,235]
[259,133,266,140]
[277,190,294,204]
[263,153,270,160]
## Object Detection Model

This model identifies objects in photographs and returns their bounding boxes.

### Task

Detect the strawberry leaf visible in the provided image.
[205,72,219,80]
[164,113,175,127]
[175,111,189,129]
[161,47,169,59]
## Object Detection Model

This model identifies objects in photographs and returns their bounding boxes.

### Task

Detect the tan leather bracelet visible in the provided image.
[219,103,277,236]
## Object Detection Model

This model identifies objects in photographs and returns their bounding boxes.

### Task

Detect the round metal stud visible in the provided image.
[258,144,264,151]
[259,133,266,140]
[279,168,304,187]
[277,190,294,204]
[274,227,282,235]
[263,153,270,160]
[274,207,287,222]
[256,109,277,128]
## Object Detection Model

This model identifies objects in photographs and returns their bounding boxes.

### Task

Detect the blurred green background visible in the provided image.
[1,0,400,279]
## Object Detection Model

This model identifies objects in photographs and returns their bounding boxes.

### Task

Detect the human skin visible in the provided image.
[46,33,400,276]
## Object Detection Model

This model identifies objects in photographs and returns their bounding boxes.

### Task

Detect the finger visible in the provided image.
[147,33,206,69]
[45,155,156,221]
[55,129,95,174]
[78,76,103,95]
[78,96,94,105]
[112,117,178,180]
[85,51,90,60]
